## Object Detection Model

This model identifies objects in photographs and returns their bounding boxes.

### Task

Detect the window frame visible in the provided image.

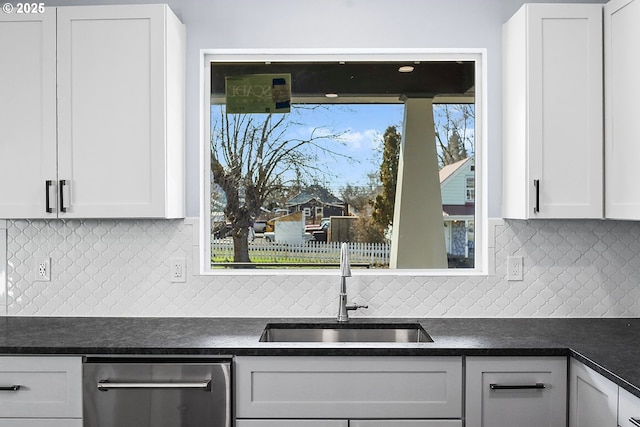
[466,176,476,203]
[200,48,488,276]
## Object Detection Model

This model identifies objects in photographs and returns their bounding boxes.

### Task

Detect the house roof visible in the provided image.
[286,185,344,206]
[439,157,473,185]
[442,204,475,216]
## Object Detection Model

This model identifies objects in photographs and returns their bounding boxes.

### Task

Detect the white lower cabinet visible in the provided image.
[619,387,640,427]
[465,356,567,427]
[236,422,348,427]
[0,421,82,427]
[350,422,461,427]
[235,356,462,422]
[570,358,640,427]
[236,422,461,427]
[0,356,82,424]
[569,358,618,427]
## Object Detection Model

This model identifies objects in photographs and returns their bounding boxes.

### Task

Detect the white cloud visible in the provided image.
[339,129,380,151]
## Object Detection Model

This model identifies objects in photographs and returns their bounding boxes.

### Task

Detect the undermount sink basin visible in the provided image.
[259,323,433,343]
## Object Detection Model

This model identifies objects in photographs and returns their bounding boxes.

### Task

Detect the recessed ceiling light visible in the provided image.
[398,65,415,73]
[325,93,339,98]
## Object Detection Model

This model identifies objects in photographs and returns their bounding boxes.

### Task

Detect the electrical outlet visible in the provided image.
[507,256,523,281]
[35,257,51,282]
[170,257,186,283]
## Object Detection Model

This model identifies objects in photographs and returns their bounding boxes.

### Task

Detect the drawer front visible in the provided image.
[236,356,462,419]
[237,421,348,427]
[0,420,83,427]
[0,356,82,418]
[351,421,463,427]
[466,356,567,427]
[619,387,640,427]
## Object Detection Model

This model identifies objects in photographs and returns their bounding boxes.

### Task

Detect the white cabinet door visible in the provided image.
[0,9,57,218]
[604,0,640,219]
[465,357,567,427]
[502,4,603,219]
[569,359,618,427]
[236,356,462,420]
[236,421,348,427]
[619,387,640,427]
[0,420,82,427]
[56,5,185,218]
[0,356,82,418]
[351,421,462,427]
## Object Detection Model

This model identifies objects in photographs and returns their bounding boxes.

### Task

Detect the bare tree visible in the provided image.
[210,105,350,264]
[434,104,475,167]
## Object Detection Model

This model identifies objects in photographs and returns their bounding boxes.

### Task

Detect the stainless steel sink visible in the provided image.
[259,323,433,343]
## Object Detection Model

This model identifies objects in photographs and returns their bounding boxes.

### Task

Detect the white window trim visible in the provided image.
[199,48,488,276]
[466,176,476,203]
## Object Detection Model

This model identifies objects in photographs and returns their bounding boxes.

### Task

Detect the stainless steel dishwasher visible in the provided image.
[83,357,231,427]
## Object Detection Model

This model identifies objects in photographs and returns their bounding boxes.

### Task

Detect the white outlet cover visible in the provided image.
[507,256,523,281]
[35,257,51,282]
[170,257,186,283]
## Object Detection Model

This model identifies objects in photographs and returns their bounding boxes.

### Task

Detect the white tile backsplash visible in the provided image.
[5,218,640,317]
[0,220,7,315]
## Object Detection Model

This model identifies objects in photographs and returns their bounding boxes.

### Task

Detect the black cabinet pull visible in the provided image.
[533,179,540,214]
[45,180,53,213]
[490,383,546,390]
[59,179,67,213]
[0,385,21,391]
[630,418,640,427]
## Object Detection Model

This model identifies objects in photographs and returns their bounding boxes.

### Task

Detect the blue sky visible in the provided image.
[211,103,405,194]
[292,104,405,191]
[211,102,475,197]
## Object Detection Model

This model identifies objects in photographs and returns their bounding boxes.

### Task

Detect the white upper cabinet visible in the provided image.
[604,0,640,220]
[0,4,185,219]
[0,10,57,218]
[502,4,603,219]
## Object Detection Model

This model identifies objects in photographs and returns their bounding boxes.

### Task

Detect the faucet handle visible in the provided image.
[346,303,368,311]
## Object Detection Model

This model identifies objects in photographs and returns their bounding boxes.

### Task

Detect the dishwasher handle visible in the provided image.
[97,380,211,392]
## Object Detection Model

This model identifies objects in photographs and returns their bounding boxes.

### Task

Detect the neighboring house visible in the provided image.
[439,157,475,260]
[285,185,346,225]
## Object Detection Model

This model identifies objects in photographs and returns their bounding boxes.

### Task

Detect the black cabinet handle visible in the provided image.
[59,179,67,213]
[490,383,546,390]
[533,179,540,214]
[0,385,21,391]
[45,180,53,213]
[630,418,640,427]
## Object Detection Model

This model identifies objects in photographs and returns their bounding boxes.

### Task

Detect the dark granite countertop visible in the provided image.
[0,317,638,398]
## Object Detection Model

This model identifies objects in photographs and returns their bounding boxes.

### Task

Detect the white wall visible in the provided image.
[44,0,607,218]
[5,0,623,319]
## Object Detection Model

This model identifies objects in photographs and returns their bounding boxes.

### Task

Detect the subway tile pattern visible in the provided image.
[4,218,640,317]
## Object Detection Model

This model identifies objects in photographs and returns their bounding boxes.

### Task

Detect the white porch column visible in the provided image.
[390,97,448,269]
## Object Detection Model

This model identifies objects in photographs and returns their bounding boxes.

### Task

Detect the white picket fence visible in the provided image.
[211,240,390,267]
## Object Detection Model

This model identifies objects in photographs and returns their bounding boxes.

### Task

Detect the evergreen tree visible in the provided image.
[370,125,401,230]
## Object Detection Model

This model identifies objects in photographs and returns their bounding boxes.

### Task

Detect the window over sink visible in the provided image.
[200,49,487,275]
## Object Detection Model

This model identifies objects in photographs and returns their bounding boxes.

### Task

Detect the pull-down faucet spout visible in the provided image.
[337,242,367,322]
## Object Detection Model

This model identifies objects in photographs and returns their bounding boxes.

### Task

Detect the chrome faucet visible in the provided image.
[337,243,368,322]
